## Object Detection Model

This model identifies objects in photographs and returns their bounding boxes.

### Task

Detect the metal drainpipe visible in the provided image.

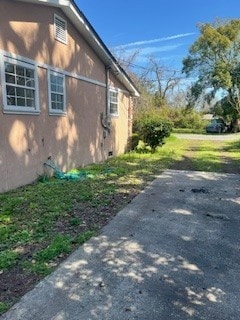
[105,65,110,117]
[101,65,111,158]
[100,66,111,142]
[100,65,111,135]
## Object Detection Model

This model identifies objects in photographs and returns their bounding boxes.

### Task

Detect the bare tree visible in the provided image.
[113,50,185,111]
[142,57,182,107]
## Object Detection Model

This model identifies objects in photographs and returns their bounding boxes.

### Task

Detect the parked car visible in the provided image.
[205,118,227,133]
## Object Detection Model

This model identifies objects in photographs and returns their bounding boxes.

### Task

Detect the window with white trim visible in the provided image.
[1,55,39,113]
[48,71,66,114]
[54,14,67,44]
[109,89,119,116]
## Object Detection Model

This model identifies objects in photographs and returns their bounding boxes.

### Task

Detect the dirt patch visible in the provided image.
[219,153,240,174]
[170,153,197,171]
[0,266,41,306]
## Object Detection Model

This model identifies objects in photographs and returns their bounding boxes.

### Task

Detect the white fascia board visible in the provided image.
[65,4,140,96]
[16,0,69,6]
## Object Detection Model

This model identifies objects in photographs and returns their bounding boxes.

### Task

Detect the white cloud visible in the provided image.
[138,44,184,55]
[114,44,184,60]
[111,32,195,73]
[114,44,184,65]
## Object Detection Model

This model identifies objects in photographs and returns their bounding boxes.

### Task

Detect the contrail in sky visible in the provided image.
[115,32,195,49]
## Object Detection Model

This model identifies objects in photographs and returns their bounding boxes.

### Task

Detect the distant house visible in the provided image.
[202,114,213,121]
[0,0,139,192]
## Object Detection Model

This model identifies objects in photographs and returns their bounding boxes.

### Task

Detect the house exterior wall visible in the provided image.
[0,0,134,192]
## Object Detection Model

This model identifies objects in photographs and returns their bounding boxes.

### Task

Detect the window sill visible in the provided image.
[3,108,40,115]
[109,113,119,118]
[49,111,67,117]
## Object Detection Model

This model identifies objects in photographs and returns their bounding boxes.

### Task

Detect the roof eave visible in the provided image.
[14,0,140,97]
[63,1,140,97]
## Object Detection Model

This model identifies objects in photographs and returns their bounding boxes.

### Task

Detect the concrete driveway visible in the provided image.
[2,170,240,320]
[174,133,240,141]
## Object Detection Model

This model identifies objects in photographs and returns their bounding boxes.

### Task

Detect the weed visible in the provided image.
[72,230,96,245]
[0,250,19,270]
[34,235,72,263]
[10,229,33,245]
[22,261,52,276]
[37,174,49,183]
[0,302,9,314]
[69,217,82,226]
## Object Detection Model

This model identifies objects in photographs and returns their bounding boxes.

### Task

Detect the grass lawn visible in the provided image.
[0,134,240,314]
[172,127,206,134]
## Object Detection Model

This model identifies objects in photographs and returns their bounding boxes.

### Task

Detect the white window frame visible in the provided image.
[1,53,39,114]
[108,88,119,116]
[48,70,66,115]
[54,14,67,44]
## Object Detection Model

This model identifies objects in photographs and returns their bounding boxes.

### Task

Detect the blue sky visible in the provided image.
[76,0,240,74]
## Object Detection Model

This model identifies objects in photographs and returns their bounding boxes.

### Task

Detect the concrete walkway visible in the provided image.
[1,170,240,320]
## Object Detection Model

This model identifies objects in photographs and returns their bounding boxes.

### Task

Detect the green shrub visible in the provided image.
[133,106,207,134]
[134,112,172,151]
[172,109,206,130]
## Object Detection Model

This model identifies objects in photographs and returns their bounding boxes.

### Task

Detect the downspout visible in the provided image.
[105,65,110,118]
[100,65,111,135]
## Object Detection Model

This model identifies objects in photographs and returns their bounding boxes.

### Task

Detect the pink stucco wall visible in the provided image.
[0,0,134,192]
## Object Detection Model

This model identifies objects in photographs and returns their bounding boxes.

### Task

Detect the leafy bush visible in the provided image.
[134,112,172,151]
[134,106,206,132]
[168,108,204,129]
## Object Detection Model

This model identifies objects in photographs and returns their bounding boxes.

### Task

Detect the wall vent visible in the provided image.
[54,15,67,44]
